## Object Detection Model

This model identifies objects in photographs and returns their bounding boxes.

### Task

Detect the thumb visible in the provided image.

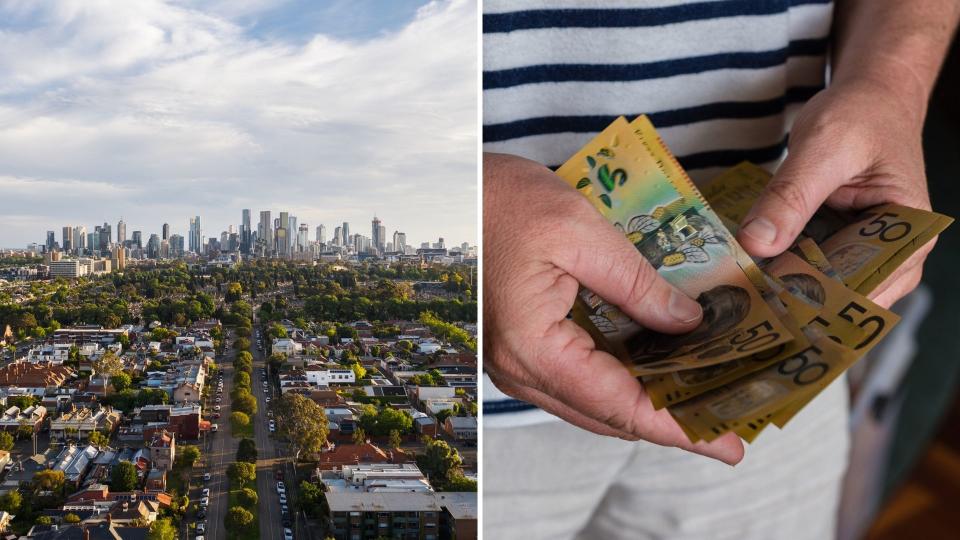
[737,142,849,257]
[557,208,703,334]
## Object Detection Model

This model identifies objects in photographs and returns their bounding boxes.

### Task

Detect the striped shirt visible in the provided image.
[483,0,834,426]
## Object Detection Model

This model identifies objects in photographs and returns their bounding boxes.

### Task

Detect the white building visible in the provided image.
[272,338,302,356]
[304,366,355,386]
[48,260,86,278]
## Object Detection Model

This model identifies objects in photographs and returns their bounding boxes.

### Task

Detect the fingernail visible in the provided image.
[669,289,702,323]
[741,217,777,245]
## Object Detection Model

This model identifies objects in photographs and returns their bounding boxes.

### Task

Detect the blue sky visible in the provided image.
[0,0,477,249]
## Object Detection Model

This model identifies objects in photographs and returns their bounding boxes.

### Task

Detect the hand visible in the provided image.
[484,152,745,465]
[737,78,934,308]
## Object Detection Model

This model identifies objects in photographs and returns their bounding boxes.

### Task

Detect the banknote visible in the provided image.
[557,117,796,376]
[699,161,771,228]
[819,204,954,295]
[643,293,810,410]
[762,251,900,352]
[669,336,859,443]
[791,237,841,282]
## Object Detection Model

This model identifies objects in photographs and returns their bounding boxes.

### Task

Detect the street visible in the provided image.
[251,331,288,540]
[202,335,240,540]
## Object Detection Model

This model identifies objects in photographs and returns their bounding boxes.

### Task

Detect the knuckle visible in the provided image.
[763,179,810,223]
[623,261,658,306]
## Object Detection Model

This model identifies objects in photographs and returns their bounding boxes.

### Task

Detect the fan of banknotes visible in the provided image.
[556,116,953,444]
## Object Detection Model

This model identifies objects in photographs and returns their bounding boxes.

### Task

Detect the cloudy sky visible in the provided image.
[0,0,477,249]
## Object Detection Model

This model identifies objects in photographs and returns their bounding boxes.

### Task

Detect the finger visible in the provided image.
[871,266,922,309]
[865,240,934,307]
[527,318,744,464]
[556,205,703,334]
[738,137,857,257]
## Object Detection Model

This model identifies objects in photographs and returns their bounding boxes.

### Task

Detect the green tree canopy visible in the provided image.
[225,506,255,530]
[227,462,257,488]
[111,461,139,492]
[110,372,132,392]
[147,518,177,540]
[274,393,329,461]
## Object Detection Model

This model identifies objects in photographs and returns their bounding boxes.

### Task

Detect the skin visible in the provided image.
[483,0,960,464]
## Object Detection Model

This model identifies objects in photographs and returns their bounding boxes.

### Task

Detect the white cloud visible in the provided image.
[0,0,477,248]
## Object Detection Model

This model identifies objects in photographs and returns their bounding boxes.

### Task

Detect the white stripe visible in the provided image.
[483,55,825,125]
[482,103,802,172]
[484,0,742,14]
[484,6,831,72]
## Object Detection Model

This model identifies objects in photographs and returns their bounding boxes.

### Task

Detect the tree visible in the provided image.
[110,372,132,392]
[274,393,329,461]
[35,516,53,526]
[234,337,250,351]
[298,481,326,517]
[0,431,13,451]
[352,427,367,446]
[227,462,256,488]
[111,461,139,492]
[147,518,177,540]
[416,437,463,487]
[88,430,110,447]
[33,469,66,492]
[225,282,243,303]
[234,371,251,388]
[351,362,367,380]
[225,506,255,530]
[266,322,288,339]
[63,513,82,524]
[230,411,251,432]
[0,490,21,513]
[389,429,403,449]
[237,438,258,463]
[233,392,258,416]
[359,406,413,437]
[178,445,201,468]
[445,473,478,492]
[93,349,124,378]
[8,395,35,410]
[238,487,258,507]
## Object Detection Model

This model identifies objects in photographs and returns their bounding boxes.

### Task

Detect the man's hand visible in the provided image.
[484,152,744,465]
[737,77,933,308]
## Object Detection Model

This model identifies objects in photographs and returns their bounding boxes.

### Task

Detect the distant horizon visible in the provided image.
[0,0,478,248]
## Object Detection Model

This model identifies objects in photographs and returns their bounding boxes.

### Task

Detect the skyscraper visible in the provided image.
[333,226,342,246]
[258,210,272,256]
[316,224,326,245]
[393,231,406,253]
[73,226,86,254]
[162,223,170,241]
[45,231,56,251]
[132,231,143,250]
[189,216,202,254]
[117,219,126,245]
[298,224,309,252]
[241,209,252,254]
[342,222,350,249]
[62,226,73,252]
[372,216,382,254]
[277,212,290,257]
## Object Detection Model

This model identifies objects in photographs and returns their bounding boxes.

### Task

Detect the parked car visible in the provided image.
[202,488,210,497]
[269,420,276,432]
[203,473,211,482]
[276,481,286,494]
[265,397,271,404]
[213,413,221,419]
[196,523,206,533]
[214,405,221,412]
[283,529,293,540]
[275,470,283,480]
[279,493,287,504]
[211,424,219,432]
[200,497,209,507]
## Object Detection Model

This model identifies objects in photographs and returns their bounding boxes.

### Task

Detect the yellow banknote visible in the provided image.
[557,117,796,376]
[819,204,953,295]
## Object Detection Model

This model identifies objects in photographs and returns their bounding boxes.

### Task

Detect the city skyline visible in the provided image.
[23,208,470,254]
[0,0,477,248]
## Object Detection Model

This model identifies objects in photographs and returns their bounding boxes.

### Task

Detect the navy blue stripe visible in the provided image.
[678,135,788,170]
[483,399,539,414]
[484,0,831,33]
[484,38,828,90]
[542,135,789,172]
[483,85,821,143]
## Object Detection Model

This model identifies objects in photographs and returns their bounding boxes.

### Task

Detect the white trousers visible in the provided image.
[483,379,850,540]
